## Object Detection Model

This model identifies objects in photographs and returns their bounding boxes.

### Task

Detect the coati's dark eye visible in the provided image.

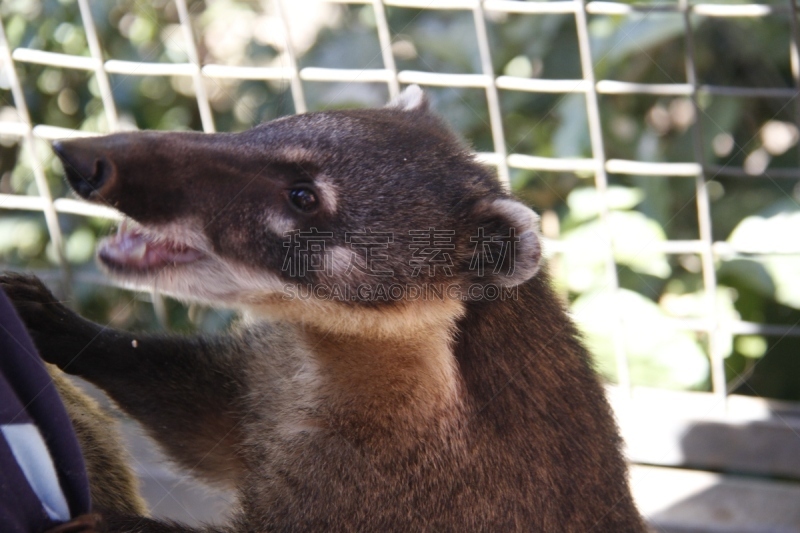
[288,187,319,213]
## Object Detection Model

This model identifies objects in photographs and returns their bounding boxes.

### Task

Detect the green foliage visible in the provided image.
[726,199,800,309]
[2,1,800,397]
[573,288,709,390]
[557,185,671,293]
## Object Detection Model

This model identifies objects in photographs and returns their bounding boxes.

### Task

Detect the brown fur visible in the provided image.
[47,365,147,517]
[1,88,645,532]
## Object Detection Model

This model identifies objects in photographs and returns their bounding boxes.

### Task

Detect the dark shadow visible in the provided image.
[638,415,800,533]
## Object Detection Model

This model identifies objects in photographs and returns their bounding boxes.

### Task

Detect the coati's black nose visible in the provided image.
[52,140,114,200]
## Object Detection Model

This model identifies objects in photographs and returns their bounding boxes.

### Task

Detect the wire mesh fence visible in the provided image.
[2,0,800,407]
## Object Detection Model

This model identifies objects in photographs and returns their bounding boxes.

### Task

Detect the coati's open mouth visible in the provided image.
[98,219,206,273]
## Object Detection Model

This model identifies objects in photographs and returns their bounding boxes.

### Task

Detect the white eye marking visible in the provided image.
[313,174,338,214]
[263,212,295,236]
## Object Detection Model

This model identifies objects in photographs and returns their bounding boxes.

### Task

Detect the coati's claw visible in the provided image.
[1,272,62,323]
[0,272,96,369]
[1,271,56,303]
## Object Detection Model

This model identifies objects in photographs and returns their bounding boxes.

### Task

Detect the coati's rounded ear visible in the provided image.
[467,199,543,287]
[387,84,429,113]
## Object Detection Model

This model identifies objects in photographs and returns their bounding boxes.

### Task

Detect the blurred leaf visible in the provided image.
[0,216,46,259]
[557,227,606,293]
[728,199,800,309]
[553,93,589,158]
[573,288,709,389]
[609,210,671,278]
[65,227,96,264]
[728,198,800,253]
[504,55,533,78]
[718,259,775,302]
[565,185,645,223]
[559,205,671,292]
[736,335,768,359]
[590,14,686,65]
[659,287,740,358]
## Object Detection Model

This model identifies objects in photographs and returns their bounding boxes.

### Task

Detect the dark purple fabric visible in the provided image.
[0,288,91,531]
[0,368,53,533]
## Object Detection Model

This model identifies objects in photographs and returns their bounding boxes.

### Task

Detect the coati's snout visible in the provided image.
[53,139,115,200]
[52,131,216,224]
[51,130,279,298]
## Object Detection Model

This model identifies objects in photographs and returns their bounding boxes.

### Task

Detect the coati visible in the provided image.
[1,86,645,532]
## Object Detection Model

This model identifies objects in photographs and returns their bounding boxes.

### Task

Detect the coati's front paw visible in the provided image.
[0,272,98,369]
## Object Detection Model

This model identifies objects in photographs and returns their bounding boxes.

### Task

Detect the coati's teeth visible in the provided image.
[98,222,206,272]
[126,240,147,261]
